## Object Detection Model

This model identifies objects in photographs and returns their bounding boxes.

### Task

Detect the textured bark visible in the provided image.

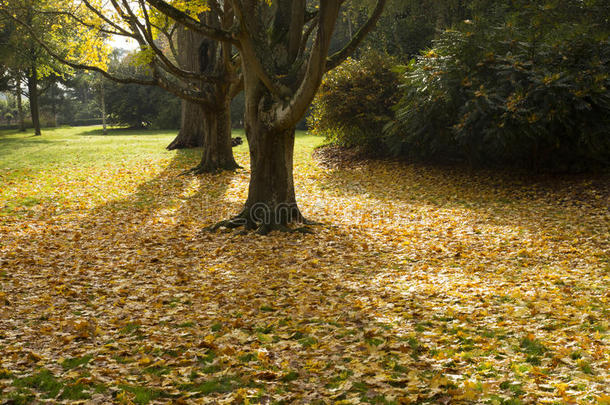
[167,27,206,150]
[243,121,301,227]
[100,77,107,135]
[167,99,205,150]
[191,101,239,173]
[169,21,239,171]
[27,65,41,136]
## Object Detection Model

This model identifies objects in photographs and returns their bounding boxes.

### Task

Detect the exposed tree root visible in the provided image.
[205,209,318,235]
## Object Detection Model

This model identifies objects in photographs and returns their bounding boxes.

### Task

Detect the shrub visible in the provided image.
[309,50,401,154]
[387,4,610,170]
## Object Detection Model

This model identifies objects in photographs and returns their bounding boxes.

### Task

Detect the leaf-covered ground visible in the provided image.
[0,127,608,404]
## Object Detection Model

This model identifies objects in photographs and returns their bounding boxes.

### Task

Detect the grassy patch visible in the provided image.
[119,322,141,335]
[180,376,242,394]
[519,336,547,356]
[118,384,166,404]
[13,369,63,399]
[61,354,93,370]
[280,371,299,382]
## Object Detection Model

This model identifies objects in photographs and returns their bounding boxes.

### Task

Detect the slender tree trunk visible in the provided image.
[51,85,57,127]
[27,65,41,136]
[100,77,107,135]
[16,78,25,132]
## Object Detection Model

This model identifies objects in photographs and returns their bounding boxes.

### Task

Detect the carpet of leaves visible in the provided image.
[0,137,609,404]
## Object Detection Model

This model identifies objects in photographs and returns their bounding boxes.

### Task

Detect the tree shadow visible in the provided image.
[1,146,441,402]
[315,158,610,240]
[0,135,57,162]
[78,127,180,137]
[2,144,607,403]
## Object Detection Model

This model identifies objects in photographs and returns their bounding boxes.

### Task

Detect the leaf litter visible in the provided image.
[0,134,608,404]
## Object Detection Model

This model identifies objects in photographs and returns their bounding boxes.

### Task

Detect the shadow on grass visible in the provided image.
[0,141,443,403]
[78,127,180,137]
[0,136,59,163]
[316,157,610,234]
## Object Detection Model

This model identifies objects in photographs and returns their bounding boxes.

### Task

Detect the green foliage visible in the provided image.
[309,50,401,153]
[387,1,610,170]
[104,52,180,129]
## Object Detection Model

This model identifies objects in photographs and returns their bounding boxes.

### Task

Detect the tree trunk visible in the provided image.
[100,76,107,135]
[242,121,302,232]
[51,85,57,127]
[16,78,25,132]
[167,99,205,150]
[167,26,206,150]
[27,66,41,136]
[193,100,239,173]
[213,81,306,234]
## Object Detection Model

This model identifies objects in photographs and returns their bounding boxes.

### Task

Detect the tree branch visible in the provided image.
[326,0,387,71]
[0,7,215,105]
[144,0,237,44]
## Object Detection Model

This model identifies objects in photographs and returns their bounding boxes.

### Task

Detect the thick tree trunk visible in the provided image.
[167,26,206,150]
[211,81,307,234]
[167,100,205,150]
[193,101,239,172]
[27,67,41,136]
[243,122,302,230]
[16,79,25,132]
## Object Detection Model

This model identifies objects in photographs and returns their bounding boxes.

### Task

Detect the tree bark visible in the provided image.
[211,77,305,234]
[193,100,239,173]
[243,122,301,231]
[15,77,25,132]
[168,23,239,173]
[27,65,41,136]
[167,27,206,150]
[167,99,205,149]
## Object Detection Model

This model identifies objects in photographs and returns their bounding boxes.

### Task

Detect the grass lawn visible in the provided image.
[0,126,608,404]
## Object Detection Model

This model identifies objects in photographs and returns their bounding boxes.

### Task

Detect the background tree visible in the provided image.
[103,51,180,129]
[1,0,243,171]
[166,27,207,150]
[0,0,76,135]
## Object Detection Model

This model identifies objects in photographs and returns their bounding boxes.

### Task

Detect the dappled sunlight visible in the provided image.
[0,129,608,403]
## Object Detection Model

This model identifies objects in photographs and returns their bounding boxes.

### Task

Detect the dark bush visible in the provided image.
[387,5,610,171]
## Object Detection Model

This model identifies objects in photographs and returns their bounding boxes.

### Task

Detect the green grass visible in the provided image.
[61,354,93,370]
[7,368,104,402]
[118,384,166,404]
[0,126,320,217]
[0,125,317,172]
[0,126,183,171]
[12,369,63,399]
